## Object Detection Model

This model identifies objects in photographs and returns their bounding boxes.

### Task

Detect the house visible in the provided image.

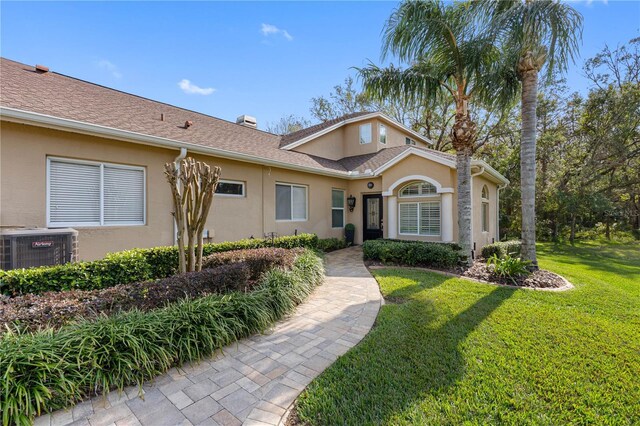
[0,58,508,261]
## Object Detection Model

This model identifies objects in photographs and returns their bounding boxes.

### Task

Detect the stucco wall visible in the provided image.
[345,178,383,244]
[0,123,349,260]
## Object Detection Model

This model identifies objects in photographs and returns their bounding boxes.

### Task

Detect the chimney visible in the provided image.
[35,64,49,73]
[236,115,257,128]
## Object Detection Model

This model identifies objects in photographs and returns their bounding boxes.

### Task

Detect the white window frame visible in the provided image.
[405,137,416,145]
[481,185,490,233]
[379,124,387,144]
[215,179,246,198]
[359,123,372,144]
[46,156,146,227]
[398,201,441,237]
[331,188,345,229]
[398,182,439,198]
[275,182,308,222]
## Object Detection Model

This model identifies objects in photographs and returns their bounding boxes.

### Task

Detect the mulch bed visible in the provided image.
[366,259,568,289]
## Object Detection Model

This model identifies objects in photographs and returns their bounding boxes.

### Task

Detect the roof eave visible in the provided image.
[0,107,351,179]
[281,112,434,150]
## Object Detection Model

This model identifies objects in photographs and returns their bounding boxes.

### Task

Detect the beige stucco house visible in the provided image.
[0,58,508,261]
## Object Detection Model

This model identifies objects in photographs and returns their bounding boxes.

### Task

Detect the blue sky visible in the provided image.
[2,1,639,130]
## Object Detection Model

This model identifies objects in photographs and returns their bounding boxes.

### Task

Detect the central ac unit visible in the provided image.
[0,228,78,270]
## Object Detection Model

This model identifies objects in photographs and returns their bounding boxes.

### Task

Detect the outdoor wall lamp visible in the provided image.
[347,194,356,212]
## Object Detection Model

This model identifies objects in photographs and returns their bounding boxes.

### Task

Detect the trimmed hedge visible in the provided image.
[362,239,460,268]
[0,249,324,425]
[1,248,301,332]
[316,238,348,252]
[0,234,318,296]
[480,240,522,259]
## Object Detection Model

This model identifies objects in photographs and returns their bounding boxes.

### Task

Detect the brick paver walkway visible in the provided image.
[36,247,381,426]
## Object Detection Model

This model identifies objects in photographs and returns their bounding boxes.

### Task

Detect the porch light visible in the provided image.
[347,194,356,212]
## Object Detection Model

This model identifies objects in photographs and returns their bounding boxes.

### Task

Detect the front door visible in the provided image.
[363,194,383,241]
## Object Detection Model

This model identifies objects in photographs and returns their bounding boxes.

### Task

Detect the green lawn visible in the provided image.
[296,242,640,425]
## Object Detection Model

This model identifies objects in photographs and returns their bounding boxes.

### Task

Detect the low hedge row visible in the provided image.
[0,233,318,296]
[362,239,460,268]
[316,238,348,252]
[0,249,324,425]
[480,240,522,259]
[1,248,300,332]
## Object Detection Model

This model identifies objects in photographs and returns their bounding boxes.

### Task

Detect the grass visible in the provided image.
[296,241,640,425]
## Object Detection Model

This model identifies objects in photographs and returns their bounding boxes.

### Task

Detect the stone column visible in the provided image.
[387,196,397,239]
[441,193,453,242]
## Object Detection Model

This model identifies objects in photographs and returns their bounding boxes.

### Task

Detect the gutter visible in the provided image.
[0,107,351,179]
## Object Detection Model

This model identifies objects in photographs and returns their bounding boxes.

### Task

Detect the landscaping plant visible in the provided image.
[363,239,460,268]
[165,157,222,273]
[0,250,324,425]
[486,253,532,284]
[480,240,522,259]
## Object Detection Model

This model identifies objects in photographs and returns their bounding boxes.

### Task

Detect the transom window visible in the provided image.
[216,180,245,197]
[276,183,307,221]
[359,123,372,144]
[399,202,441,236]
[47,157,145,227]
[399,181,438,197]
[379,124,387,144]
[331,189,345,228]
[481,185,489,232]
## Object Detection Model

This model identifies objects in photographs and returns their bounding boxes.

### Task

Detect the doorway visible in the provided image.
[362,194,383,241]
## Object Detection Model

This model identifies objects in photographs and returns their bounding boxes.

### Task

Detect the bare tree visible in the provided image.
[165,157,221,273]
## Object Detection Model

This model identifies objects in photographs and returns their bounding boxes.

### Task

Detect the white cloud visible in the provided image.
[97,59,122,79]
[178,79,216,95]
[261,23,293,41]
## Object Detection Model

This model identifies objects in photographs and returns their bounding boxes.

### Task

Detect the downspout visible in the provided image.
[496,183,507,242]
[173,148,188,244]
[469,166,485,257]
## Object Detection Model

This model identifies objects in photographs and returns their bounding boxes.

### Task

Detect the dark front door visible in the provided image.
[363,194,383,241]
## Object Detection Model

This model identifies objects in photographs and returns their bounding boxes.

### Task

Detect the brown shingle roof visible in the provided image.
[279,111,372,148]
[339,146,456,173]
[0,58,348,174]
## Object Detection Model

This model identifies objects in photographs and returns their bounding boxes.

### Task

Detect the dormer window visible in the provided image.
[379,124,387,144]
[359,123,372,144]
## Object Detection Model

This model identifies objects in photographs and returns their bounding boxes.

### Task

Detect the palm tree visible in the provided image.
[478,0,583,268]
[357,1,518,263]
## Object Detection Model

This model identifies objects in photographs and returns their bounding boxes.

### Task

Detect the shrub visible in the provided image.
[362,239,460,268]
[480,240,522,259]
[0,250,324,425]
[487,254,532,283]
[0,234,319,296]
[316,238,347,252]
[1,248,302,332]
[202,248,300,279]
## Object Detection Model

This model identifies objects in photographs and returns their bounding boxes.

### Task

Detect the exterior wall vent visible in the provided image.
[0,228,78,270]
[236,115,257,128]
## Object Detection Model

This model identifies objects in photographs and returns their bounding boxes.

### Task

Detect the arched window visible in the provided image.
[481,185,489,232]
[399,181,437,197]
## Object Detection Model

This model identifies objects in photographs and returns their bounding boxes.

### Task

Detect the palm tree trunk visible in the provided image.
[520,67,539,269]
[456,148,473,263]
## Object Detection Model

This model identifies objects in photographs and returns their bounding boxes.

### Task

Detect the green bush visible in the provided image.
[362,239,460,268]
[487,254,532,283]
[316,238,347,252]
[480,240,522,259]
[0,250,324,425]
[0,234,319,296]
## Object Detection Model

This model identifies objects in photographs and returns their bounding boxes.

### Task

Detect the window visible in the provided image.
[399,181,437,197]
[331,189,345,228]
[359,123,372,144]
[379,124,387,144]
[276,183,307,221]
[405,137,416,145]
[481,185,489,232]
[216,180,245,197]
[399,202,440,236]
[48,157,145,226]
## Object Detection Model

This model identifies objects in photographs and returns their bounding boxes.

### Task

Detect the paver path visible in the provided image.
[36,247,381,426]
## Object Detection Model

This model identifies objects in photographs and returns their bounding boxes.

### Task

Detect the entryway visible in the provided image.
[362,194,383,241]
